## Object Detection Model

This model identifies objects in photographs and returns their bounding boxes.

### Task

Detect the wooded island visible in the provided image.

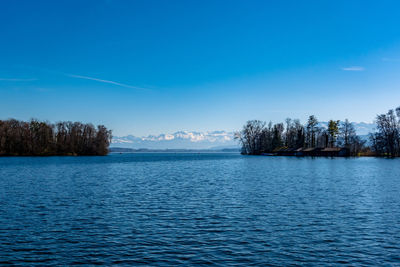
[0,119,112,156]
[235,106,400,157]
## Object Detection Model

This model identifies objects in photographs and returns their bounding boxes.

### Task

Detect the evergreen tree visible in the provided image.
[327,120,340,147]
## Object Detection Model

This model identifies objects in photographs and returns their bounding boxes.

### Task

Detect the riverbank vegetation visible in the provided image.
[0,119,112,156]
[369,107,400,157]
[235,106,400,157]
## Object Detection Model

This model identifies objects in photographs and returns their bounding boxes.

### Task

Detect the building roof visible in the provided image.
[322,147,342,152]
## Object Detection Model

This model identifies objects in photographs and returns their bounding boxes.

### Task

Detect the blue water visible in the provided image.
[1,153,400,265]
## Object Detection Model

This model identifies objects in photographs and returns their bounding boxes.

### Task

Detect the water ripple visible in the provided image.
[1,153,400,265]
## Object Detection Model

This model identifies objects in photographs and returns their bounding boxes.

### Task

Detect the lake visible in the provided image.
[1,153,400,265]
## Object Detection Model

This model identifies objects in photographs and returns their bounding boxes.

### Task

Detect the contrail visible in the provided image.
[66,73,149,90]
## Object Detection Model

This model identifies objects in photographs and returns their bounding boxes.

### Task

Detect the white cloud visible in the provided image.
[341,66,365,71]
[382,57,400,62]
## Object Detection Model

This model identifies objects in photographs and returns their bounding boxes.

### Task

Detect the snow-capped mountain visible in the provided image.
[112,131,238,149]
[112,123,376,149]
[352,122,377,135]
[319,122,376,135]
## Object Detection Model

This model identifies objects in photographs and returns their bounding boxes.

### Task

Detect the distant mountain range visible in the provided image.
[111,122,376,149]
[111,131,238,149]
[109,147,240,153]
[318,122,376,135]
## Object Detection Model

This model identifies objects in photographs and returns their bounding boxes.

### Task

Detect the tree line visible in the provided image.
[369,107,400,157]
[235,106,400,157]
[0,119,112,156]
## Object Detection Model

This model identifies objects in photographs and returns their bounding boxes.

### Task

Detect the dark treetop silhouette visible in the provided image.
[0,119,112,156]
[235,106,400,157]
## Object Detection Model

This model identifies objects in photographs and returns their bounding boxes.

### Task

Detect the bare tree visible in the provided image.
[0,119,112,156]
[306,115,318,148]
[235,120,266,155]
[371,108,400,157]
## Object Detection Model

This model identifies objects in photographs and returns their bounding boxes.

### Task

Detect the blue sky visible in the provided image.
[1,0,400,136]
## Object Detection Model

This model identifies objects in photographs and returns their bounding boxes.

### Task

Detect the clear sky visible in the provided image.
[1,0,400,136]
